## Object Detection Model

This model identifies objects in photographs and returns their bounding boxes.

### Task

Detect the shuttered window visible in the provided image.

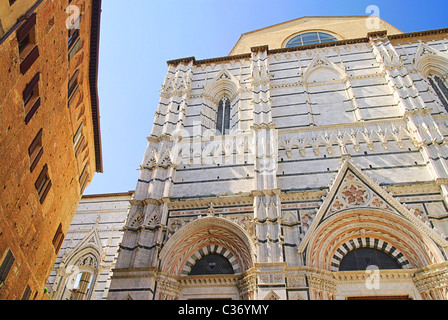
[28,128,43,172]
[67,10,81,50]
[21,285,32,300]
[20,46,39,75]
[68,69,80,105]
[35,164,52,204]
[79,163,90,194]
[52,224,65,254]
[17,13,36,47]
[0,250,15,287]
[17,13,39,75]
[23,72,41,124]
[73,122,86,157]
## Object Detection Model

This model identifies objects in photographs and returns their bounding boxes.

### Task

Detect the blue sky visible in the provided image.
[84,0,448,195]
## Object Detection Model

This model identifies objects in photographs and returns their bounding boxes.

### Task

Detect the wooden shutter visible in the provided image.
[79,163,90,194]
[24,96,41,124]
[0,250,15,284]
[28,128,43,172]
[22,72,40,102]
[52,224,65,254]
[20,45,39,75]
[68,69,80,96]
[21,285,32,300]
[35,164,52,204]
[16,13,36,43]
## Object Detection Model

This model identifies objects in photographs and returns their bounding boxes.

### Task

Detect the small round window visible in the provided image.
[285,31,338,48]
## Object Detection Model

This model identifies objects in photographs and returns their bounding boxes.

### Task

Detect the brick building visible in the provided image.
[0,0,102,300]
[104,16,448,300]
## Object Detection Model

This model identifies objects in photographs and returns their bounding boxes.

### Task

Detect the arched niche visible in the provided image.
[159,216,256,277]
[200,68,241,136]
[304,209,446,272]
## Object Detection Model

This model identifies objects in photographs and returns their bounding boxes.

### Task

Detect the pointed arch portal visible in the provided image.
[159,216,255,276]
[157,216,256,300]
[298,160,448,272]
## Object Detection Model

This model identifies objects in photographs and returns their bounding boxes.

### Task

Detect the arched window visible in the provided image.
[216,96,231,135]
[339,248,402,271]
[285,31,338,48]
[189,254,234,276]
[54,252,99,300]
[428,74,448,111]
[69,271,94,300]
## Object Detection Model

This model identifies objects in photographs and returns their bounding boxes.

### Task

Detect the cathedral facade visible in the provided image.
[105,17,448,300]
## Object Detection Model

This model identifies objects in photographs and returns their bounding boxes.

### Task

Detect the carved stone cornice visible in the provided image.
[156,273,182,297]
[168,194,253,210]
[403,108,433,118]
[129,198,167,207]
[413,261,448,293]
[367,30,389,39]
[237,269,257,293]
[333,269,415,283]
[384,182,440,195]
[166,56,196,67]
[154,270,258,299]
[147,134,173,144]
[251,189,281,197]
[280,190,327,202]
[178,274,239,287]
[278,118,406,135]
[435,178,448,186]
[283,263,448,297]
[162,181,441,211]
[270,72,386,91]
[251,123,276,130]
[433,114,448,121]
[251,45,269,53]
[110,267,157,280]
[389,27,448,42]
[306,271,337,294]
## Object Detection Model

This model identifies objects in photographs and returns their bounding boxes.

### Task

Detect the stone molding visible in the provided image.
[298,158,448,259]
[165,28,448,68]
[154,268,258,300]
[413,261,448,292]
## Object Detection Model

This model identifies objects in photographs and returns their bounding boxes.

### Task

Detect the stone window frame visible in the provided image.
[215,96,231,135]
